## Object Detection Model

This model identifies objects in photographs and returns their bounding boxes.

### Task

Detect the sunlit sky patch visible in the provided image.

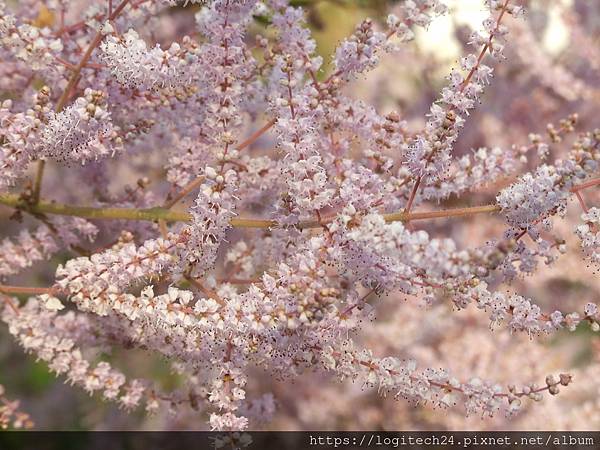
[416,0,571,58]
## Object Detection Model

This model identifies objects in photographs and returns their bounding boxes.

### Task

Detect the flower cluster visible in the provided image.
[450,280,600,335]
[0,88,52,188]
[40,88,121,163]
[182,168,239,277]
[335,0,449,79]
[387,0,448,42]
[497,165,565,230]
[406,0,522,186]
[0,2,63,71]
[100,29,198,91]
[267,4,332,220]
[575,208,600,264]
[328,210,472,293]
[2,0,600,433]
[334,19,387,77]
[320,339,570,417]
[164,0,258,187]
[0,217,97,279]
[0,383,32,429]
[498,131,600,232]
[1,298,150,410]
[422,146,517,200]
[55,233,185,314]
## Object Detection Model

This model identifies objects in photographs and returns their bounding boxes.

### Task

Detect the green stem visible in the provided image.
[0,193,501,229]
[0,193,190,223]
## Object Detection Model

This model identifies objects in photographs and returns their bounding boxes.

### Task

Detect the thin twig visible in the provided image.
[0,295,20,315]
[236,117,277,152]
[571,177,600,192]
[185,275,224,305]
[163,176,206,209]
[0,285,54,296]
[575,190,589,213]
[403,176,421,216]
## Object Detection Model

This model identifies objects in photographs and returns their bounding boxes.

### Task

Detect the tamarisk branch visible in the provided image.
[0,193,501,229]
